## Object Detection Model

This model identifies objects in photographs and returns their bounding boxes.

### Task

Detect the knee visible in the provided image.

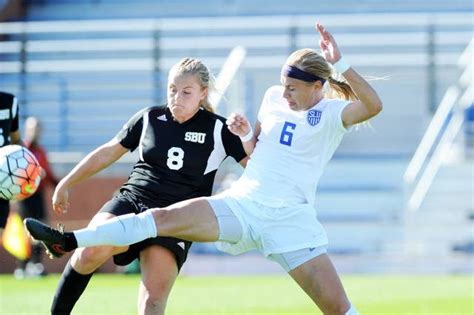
[72,247,113,273]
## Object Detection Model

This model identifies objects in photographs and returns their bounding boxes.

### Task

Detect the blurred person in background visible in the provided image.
[14,116,59,278]
[26,22,382,315]
[0,0,26,23]
[0,92,22,249]
[45,58,247,315]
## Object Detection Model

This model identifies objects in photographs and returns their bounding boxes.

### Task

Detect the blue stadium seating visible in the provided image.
[22,0,473,21]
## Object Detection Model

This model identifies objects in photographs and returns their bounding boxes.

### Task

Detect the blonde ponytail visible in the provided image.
[327,77,358,101]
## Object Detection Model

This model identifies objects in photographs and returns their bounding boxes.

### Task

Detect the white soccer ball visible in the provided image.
[0,145,42,201]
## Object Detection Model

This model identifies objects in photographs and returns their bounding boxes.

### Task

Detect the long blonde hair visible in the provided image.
[285,48,358,101]
[168,57,216,112]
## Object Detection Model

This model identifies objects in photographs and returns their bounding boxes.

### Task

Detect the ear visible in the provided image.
[314,80,324,90]
[200,87,208,100]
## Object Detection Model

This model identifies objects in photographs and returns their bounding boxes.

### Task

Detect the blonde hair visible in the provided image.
[168,57,216,112]
[285,48,358,101]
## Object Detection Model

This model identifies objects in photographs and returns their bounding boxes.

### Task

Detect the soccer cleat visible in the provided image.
[23,218,69,258]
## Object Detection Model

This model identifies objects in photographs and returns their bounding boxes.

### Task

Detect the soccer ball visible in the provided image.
[0,145,42,201]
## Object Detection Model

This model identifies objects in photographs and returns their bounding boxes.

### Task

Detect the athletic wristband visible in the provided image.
[333,57,351,74]
[239,128,254,142]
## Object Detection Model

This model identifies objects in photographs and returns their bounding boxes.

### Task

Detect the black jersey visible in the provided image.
[116,105,246,206]
[0,92,19,228]
[0,92,19,147]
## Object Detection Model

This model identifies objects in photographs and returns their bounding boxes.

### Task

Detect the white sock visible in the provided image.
[345,303,359,315]
[74,211,157,248]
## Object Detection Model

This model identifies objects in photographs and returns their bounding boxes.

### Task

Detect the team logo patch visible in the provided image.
[185,132,206,144]
[307,109,322,126]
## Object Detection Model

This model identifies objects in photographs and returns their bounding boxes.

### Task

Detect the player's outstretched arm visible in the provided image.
[52,138,128,215]
[317,22,383,127]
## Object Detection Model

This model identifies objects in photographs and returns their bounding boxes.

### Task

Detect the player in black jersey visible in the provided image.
[0,92,22,233]
[49,58,247,315]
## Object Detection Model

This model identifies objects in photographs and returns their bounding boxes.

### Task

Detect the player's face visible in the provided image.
[281,75,323,111]
[167,74,208,122]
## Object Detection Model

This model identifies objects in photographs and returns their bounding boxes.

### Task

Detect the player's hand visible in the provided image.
[226,112,251,138]
[52,183,70,215]
[316,22,341,64]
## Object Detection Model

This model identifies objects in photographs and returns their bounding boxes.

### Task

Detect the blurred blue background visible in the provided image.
[0,0,472,274]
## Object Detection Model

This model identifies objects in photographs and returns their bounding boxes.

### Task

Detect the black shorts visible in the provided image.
[98,190,192,271]
[0,198,9,229]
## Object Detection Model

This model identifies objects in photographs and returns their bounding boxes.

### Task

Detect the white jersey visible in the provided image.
[228,85,350,207]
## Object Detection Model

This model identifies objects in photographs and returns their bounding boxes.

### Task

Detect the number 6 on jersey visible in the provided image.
[280,122,296,146]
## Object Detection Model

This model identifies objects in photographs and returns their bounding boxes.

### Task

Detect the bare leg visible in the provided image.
[40,197,220,249]
[289,253,351,315]
[137,246,178,315]
[151,197,220,242]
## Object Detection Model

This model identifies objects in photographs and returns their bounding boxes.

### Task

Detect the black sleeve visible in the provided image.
[10,96,19,132]
[221,123,247,163]
[115,107,149,151]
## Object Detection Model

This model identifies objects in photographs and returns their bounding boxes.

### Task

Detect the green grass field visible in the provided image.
[0,274,472,314]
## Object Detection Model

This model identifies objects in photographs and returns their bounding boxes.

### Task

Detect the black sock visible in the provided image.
[51,260,93,315]
[17,259,27,270]
[31,244,43,263]
[63,232,78,251]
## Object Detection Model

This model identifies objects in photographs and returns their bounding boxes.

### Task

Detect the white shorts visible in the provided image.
[268,245,328,272]
[208,193,328,257]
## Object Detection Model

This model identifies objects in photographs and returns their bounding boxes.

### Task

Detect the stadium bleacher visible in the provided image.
[22,0,474,20]
[1,13,471,153]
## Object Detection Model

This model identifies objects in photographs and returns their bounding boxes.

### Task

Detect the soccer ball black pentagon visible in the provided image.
[0,145,42,201]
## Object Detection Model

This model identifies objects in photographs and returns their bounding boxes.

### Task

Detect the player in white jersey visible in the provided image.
[26,23,382,315]
[228,85,350,209]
